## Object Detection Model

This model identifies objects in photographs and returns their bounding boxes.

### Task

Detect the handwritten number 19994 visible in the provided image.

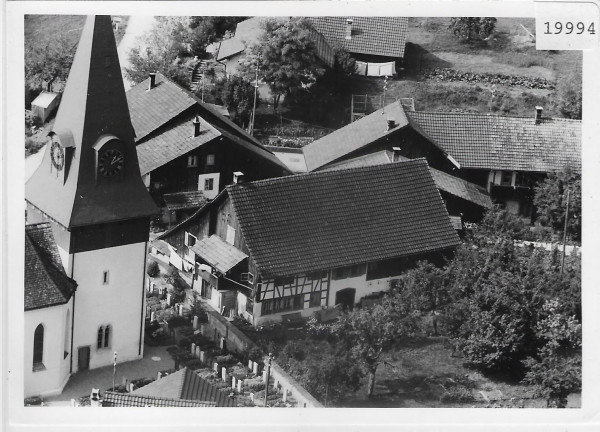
[544,21,596,35]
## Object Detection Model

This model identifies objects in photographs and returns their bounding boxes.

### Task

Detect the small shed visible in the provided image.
[31,91,60,123]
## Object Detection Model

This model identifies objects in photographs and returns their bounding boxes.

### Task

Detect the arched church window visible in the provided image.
[33,324,44,369]
[97,325,112,349]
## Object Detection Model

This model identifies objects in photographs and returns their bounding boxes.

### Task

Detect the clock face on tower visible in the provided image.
[98,148,125,177]
[50,141,65,170]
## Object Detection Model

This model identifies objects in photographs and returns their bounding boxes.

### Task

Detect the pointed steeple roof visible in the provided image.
[26,16,158,228]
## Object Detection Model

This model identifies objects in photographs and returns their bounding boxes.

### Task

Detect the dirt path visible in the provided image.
[117,15,156,91]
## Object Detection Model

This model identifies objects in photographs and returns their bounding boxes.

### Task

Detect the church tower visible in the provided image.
[26,16,158,372]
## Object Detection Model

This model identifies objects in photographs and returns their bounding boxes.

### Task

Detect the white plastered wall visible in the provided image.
[70,242,147,371]
[24,300,73,397]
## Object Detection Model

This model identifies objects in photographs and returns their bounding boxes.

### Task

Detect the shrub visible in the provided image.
[185,359,204,370]
[440,385,475,403]
[147,261,160,278]
[246,381,266,392]
[215,354,236,365]
[168,315,189,329]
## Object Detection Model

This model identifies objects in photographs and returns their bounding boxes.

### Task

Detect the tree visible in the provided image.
[240,18,326,108]
[522,299,582,407]
[216,75,257,128]
[333,297,416,398]
[188,17,247,58]
[533,167,581,242]
[449,17,497,42]
[556,71,582,120]
[25,34,77,92]
[124,17,192,87]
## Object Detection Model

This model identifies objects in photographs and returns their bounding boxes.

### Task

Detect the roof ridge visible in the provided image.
[228,157,428,190]
[410,110,581,123]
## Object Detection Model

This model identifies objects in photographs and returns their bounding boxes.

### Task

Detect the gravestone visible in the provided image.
[221,366,227,382]
[231,376,236,389]
[193,315,198,329]
[213,362,219,372]
[282,389,287,403]
[237,379,243,393]
[248,360,253,370]
[200,351,206,363]
[191,343,196,355]
[252,362,259,375]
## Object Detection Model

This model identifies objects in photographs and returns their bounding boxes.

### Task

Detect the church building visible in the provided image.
[25,16,158,396]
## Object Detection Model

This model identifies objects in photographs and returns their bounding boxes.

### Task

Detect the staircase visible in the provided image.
[189,61,208,91]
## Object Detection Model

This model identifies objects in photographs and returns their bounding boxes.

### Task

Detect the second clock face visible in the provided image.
[98,149,125,177]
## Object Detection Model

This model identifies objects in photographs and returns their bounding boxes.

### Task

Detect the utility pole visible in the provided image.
[112,351,117,391]
[263,353,273,407]
[250,61,259,136]
[560,189,571,275]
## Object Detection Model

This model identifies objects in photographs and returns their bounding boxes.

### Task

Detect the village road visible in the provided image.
[117,15,157,91]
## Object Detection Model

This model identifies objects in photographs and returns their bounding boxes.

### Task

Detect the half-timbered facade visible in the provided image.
[158,159,460,325]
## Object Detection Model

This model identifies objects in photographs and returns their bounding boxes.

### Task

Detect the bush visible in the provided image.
[147,261,160,278]
[246,380,266,392]
[440,386,475,403]
[185,359,204,370]
[168,315,189,329]
[215,354,236,365]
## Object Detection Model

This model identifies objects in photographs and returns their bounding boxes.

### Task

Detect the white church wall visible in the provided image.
[71,241,147,372]
[24,300,72,397]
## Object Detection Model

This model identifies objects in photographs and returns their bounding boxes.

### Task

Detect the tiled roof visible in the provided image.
[102,391,216,407]
[126,73,197,141]
[217,17,266,60]
[163,191,209,212]
[136,113,221,175]
[150,239,171,257]
[302,101,410,171]
[308,17,409,59]
[191,235,248,275]
[323,151,493,209]
[228,159,460,278]
[406,111,581,173]
[25,223,76,311]
[132,367,236,407]
[430,167,492,209]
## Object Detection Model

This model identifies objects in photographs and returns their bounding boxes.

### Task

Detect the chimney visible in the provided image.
[193,115,201,137]
[233,171,245,184]
[535,106,543,124]
[392,147,402,162]
[148,72,157,90]
[387,118,396,131]
[346,18,353,40]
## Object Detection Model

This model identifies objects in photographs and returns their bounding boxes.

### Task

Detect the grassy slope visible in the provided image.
[349,17,582,119]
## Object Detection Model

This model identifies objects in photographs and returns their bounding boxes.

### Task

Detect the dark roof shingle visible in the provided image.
[406,111,581,173]
[302,101,409,171]
[228,159,460,278]
[132,367,236,407]
[163,191,209,212]
[324,151,493,209]
[308,17,408,58]
[25,223,77,311]
[102,391,216,407]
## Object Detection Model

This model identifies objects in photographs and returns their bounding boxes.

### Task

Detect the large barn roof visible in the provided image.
[228,159,460,278]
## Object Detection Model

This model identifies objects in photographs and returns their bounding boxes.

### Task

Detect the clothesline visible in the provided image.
[355,61,397,77]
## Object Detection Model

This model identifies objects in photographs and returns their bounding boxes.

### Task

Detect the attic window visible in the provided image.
[206,154,215,166]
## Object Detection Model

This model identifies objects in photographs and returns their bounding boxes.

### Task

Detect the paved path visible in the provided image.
[43,345,174,406]
[117,15,156,91]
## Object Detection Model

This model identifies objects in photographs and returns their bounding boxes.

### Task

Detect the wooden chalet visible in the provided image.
[157,160,460,325]
[126,72,292,224]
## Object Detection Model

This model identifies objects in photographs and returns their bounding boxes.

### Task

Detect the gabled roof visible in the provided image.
[163,191,209,212]
[228,159,460,278]
[128,73,291,175]
[323,151,493,209]
[25,223,76,311]
[308,17,409,59]
[102,391,216,407]
[191,235,248,275]
[126,73,197,142]
[406,111,581,173]
[302,101,410,171]
[131,367,236,407]
[217,17,266,60]
[136,112,221,176]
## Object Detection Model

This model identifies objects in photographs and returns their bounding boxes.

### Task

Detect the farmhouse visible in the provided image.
[126,72,292,224]
[303,101,581,219]
[157,159,460,325]
[216,16,407,77]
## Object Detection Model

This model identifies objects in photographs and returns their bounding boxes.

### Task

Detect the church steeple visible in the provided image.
[26,15,157,228]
